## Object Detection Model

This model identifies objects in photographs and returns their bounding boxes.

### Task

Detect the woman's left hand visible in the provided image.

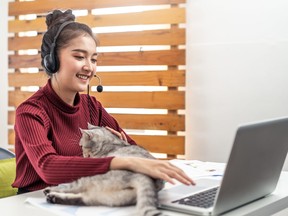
[110,157,195,186]
[105,126,128,142]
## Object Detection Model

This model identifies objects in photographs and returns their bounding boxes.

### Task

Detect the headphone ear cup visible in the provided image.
[53,52,60,72]
[43,52,58,74]
[43,21,73,74]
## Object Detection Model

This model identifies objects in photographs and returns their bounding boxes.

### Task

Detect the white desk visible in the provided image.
[1,172,288,216]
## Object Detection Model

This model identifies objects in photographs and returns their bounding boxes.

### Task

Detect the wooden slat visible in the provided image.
[89,50,185,66]
[90,91,185,109]
[9,35,41,50]
[8,130,15,146]
[9,50,185,68]
[8,28,185,50]
[9,73,48,87]
[9,8,185,33]
[111,114,185,131]
[78,8,185,28]
[8,111,14,125]
[9,0,186,16]
[8,129,184,155]
[9,70,185,87]
[97,28,185,46]
[131,135,185,155]
[9,54,40,68]
[9,91,185,109]
[8,111,184,131]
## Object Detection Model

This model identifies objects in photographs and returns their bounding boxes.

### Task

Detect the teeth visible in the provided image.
[77,74,89,80]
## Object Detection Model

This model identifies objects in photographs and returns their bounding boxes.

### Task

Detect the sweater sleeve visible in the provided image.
[14,103,114,188]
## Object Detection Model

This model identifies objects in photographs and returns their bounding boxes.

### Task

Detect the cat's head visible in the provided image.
[79,124,119,157]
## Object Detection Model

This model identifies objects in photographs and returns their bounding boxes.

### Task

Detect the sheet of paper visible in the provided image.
[26,197,137,216]
[169,159,226,179]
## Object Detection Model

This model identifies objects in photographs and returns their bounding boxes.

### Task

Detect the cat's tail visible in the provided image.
[131,174,166,216]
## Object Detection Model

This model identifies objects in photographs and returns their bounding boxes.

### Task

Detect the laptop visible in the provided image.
[158,117,288,215]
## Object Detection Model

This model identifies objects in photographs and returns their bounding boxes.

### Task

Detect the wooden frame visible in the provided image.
[8,0,186,158]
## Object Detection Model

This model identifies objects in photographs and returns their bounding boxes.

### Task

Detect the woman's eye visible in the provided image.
[75,56,84,60]
[91,59,97,64]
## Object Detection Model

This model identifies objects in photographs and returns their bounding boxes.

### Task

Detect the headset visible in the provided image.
[43,21,103,93]
[43,21,74,74]
[43,21,103,124]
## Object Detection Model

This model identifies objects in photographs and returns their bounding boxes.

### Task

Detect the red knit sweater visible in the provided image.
[12,79,136,191]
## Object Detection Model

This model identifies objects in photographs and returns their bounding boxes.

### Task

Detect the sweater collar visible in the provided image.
[42,79,80,113]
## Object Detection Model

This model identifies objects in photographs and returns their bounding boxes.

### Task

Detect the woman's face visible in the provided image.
[55,35,97,94]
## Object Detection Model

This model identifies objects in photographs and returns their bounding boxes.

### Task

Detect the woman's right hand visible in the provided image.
[110,157,195,186]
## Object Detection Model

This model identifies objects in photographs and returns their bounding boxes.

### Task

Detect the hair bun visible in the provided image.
[46,9,75,30]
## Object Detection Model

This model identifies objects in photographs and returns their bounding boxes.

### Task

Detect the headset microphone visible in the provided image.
[87,74,103,125]
[94,74,103,92]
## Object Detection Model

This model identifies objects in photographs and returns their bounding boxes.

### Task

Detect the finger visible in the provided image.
[105,127,122,139]
[121,131,128,142]
[173,170,195,186]
[105,126,113,132]
[159,173,176,185]
[166,163,195,185]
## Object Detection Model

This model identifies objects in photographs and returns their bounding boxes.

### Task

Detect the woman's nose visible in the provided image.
[83,62,93,72]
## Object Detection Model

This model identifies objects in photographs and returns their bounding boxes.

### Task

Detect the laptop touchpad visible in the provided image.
[162,178,221,196]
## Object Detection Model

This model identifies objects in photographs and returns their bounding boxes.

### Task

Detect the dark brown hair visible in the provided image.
[41,9,98,76]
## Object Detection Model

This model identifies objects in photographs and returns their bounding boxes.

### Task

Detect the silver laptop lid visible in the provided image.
[213,117,288,215]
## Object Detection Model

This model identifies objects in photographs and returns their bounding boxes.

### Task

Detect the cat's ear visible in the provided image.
[88,123,98,130]
[79,128,86,134]
[80,128,93,139]
[86,131,93,140]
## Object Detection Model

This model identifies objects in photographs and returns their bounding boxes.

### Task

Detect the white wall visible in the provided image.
[0,0,8,148]
[186,0,288,170]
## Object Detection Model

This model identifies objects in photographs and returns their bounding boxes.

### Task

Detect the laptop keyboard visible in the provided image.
[172,187,219,209]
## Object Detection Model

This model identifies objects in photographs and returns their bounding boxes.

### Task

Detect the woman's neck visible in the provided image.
[51,77,76,106]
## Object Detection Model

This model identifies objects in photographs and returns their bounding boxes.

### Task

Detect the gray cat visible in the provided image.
[44,123,165,216]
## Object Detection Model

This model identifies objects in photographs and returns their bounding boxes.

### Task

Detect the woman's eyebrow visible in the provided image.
[71,49,98,56]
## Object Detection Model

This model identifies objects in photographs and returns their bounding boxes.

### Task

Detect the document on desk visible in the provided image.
[26,197,137,216]
[169,159,225,180]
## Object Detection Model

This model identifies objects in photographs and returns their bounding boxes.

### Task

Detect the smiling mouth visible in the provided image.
[76,74,90,80]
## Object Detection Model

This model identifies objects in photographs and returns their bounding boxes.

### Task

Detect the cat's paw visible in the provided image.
[155,179,165,192]
[43,187,51,196]
[46,192,66,204]
[46,193,58,203]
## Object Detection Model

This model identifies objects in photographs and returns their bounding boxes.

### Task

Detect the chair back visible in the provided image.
[0,147,17,198]
[0,147,15,159]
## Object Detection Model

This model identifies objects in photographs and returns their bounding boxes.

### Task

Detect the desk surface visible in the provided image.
[1,172,288,216]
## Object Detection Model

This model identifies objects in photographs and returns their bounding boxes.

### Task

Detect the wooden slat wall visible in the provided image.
[8,0,186,158]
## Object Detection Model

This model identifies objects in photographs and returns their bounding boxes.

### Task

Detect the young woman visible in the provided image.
[12,9,194,194]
